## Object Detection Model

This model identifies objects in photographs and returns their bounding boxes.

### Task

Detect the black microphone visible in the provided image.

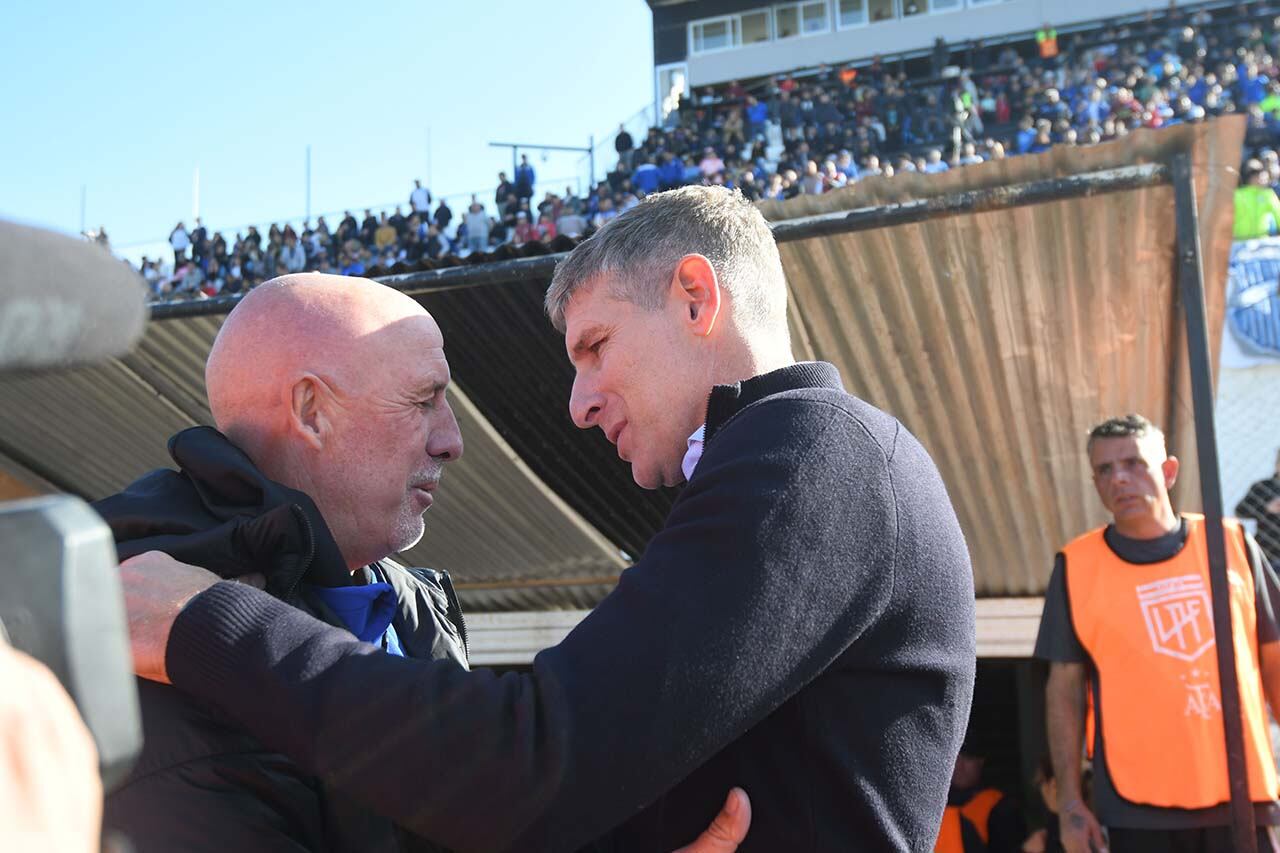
[0,218,147,370]
[0,218,145,790]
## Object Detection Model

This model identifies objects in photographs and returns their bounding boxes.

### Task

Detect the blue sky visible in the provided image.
[1,1,654,261]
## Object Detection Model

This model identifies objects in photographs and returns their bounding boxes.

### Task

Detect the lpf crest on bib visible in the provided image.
[1137,574,1215,662]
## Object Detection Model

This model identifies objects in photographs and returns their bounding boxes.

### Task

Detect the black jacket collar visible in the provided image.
[705,361,844,443]
[95,426,353,597]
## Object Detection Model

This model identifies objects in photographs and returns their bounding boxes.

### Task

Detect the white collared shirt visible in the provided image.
[681,424,706,483]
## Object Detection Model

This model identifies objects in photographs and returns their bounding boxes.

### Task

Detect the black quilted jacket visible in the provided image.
[95,426,467,853]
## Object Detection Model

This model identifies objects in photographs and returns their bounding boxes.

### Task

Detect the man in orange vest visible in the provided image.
[1036,25,1059,63]
[1035,414,1280,853]
[934,736,1025,852]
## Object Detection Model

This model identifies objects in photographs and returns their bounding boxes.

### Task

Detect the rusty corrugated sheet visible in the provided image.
[759,119,1243,596]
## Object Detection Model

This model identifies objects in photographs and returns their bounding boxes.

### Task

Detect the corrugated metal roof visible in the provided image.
[0,362,193,497]
[0,119,1242,606]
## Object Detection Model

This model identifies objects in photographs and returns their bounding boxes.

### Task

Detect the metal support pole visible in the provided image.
[305,145,312,225]
[1171,151,1256,853]
[589,135,596,189]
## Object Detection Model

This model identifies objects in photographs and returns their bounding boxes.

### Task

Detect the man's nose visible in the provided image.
[569,374,603,431]
[429,401,464,463]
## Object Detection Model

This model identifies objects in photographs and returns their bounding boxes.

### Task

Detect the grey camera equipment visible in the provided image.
[0,497,142,789]
[0,218,148,789]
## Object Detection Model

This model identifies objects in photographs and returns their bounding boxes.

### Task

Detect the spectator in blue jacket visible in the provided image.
[1037,88,1071,122]
[632,159,661,194]
[515,154,536,200]
[744,96,768,138]
[814,93,843,125]
[1015,117,1038,154]
[1029,127,1054,153]
[1079,87,1111,126]
[658,152,686,190]
[922,149,950,174]
[1240,62,1269,105]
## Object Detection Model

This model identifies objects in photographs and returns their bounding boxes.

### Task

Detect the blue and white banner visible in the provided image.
[1226,240,1280,364]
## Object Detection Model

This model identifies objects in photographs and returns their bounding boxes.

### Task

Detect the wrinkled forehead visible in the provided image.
[351,311,450,387]
[561,276,612,327]
[564,277,647,349]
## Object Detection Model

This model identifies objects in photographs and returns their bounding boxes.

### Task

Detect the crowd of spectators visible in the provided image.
[136,1,1280,301]
[144,161,572,299]
[608,1,1280,204]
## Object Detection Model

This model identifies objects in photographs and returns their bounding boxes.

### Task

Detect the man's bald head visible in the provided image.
[207,273,431,437]
[205,274,463,570]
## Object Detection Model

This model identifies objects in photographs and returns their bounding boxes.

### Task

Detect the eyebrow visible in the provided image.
[568,324,608,361]
[409,380,449,398]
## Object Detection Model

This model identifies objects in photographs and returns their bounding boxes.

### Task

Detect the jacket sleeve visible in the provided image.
[1237,484,1265,521]
[1245,528,1280,645]
[104,752,328,853]
[165,398,900,852]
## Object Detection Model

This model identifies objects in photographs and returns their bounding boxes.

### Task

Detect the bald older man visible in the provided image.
[97,275,745,853]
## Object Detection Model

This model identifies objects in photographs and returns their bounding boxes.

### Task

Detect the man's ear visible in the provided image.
[288,374,334,450]
[1162,455,1180,490]
[669,254,722,337]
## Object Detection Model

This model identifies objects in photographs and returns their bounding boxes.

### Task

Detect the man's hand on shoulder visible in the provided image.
[119,550,263,684]
[672,788,750,853]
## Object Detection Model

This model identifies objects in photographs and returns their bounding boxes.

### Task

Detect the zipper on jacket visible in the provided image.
[283,504,318,602]
[438,570,469,659]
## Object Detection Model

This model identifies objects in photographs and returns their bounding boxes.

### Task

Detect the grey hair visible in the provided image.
[1087,413,1166,454]
[545,185,788,335]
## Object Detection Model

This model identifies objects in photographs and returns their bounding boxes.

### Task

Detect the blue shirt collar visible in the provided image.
[308,580,399,646]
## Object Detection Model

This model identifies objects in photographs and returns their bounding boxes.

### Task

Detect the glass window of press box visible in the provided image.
[690,0,1000,53]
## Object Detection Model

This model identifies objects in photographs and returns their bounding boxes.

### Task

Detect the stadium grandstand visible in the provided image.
[123,0,1280,305]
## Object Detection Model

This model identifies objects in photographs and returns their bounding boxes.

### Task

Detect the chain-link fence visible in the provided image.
[1219,364,1280,569]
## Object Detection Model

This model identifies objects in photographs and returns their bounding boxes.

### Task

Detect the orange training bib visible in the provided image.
[1063,514,1278,809]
